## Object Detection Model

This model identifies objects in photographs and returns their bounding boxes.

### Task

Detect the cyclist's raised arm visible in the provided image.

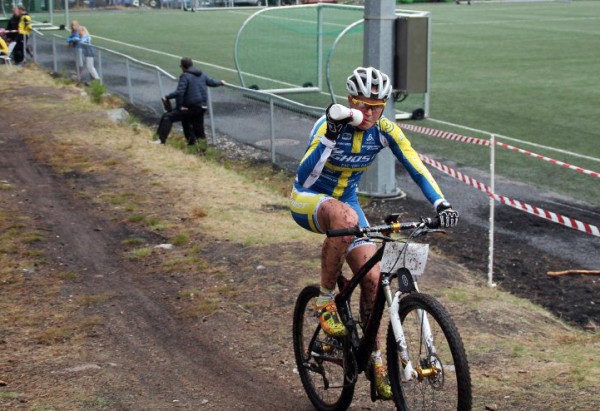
[296,117,337,188]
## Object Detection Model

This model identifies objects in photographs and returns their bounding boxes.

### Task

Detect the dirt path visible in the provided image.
[0,85,309,410]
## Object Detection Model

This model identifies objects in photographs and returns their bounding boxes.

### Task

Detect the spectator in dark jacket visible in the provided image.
[156,57,225,146]
[5,7,20,42]
[5,7,21,63]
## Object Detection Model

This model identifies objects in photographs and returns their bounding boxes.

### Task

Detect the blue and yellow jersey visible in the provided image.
[294,115,444,205]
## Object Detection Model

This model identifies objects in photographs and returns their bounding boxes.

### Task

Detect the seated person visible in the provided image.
[0,29,10,57]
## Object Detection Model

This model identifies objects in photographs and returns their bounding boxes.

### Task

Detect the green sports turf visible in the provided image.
[31,2,600,204]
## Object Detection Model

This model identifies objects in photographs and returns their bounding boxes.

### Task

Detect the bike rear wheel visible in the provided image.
[293,285,355,411]
[386,293,472,411]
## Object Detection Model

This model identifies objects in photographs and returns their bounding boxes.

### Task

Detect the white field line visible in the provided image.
[48,9,257,18]
[91,35,301,88]
[429,118,600,163]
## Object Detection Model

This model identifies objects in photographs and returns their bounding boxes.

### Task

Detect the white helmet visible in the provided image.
[346,66,393,100]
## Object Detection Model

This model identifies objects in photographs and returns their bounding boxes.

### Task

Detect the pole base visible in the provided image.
[357,188,407,200]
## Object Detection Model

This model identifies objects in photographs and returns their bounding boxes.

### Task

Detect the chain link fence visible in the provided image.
[30,30,322,170]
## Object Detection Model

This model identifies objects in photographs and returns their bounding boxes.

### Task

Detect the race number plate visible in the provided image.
[380,243,429,276]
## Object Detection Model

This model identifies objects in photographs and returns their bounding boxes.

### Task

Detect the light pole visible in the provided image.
[358,0,403,198]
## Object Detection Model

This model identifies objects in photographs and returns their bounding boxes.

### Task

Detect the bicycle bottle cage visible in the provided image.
[396,267,417,293]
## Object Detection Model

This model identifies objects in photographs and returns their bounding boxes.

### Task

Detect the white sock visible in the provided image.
[371,350,383,367]
[316,286,336,306]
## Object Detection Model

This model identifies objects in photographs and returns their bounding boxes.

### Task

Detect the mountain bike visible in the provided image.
[292,214,472,411]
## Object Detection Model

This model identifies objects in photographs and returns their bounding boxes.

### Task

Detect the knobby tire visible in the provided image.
[293,285,355,411]
[386,293,472,411]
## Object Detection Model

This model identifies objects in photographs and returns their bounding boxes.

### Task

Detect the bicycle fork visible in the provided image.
[383,281,436,382]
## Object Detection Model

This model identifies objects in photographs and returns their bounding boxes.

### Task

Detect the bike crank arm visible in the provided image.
[309,352,344,367]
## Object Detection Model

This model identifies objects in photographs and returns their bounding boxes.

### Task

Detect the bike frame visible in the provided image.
[333,238,437,380]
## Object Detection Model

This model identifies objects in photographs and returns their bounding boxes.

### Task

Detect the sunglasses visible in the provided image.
[351,97,386,112]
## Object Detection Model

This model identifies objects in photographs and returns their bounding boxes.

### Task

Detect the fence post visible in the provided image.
[52,36,58,73]
[125,59,133,104]
[32,32,37,64]
[97,49,103,81]
[76,49,81,81]
[269,97,276,164]
[207,88,216,146]
[488,134,497,288]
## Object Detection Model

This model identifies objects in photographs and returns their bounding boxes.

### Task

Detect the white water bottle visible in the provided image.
[328,104,363,126]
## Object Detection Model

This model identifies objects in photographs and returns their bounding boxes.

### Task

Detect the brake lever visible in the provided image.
[412,227,446,239]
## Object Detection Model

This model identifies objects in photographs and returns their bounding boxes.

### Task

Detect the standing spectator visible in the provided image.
[77,26,100,82]
[5,7,19,42]
[156,57,224,146]
[67,22,100,82]
[16,5,32,65]
[67,21,82,77]
[5,7,21,63]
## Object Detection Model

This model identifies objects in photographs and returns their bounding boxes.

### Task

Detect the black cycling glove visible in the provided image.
[324,104,351,141]
[436,200,459,228]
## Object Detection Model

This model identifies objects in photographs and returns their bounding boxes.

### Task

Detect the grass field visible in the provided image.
[30,1,600,204]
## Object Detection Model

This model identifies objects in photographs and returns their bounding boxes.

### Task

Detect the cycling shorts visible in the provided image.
[289,187,370,234]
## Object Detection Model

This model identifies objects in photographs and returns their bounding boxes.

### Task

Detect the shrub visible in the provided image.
[89,79,107,104]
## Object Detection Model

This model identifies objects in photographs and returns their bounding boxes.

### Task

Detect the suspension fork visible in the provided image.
[383,279,413,370]
[386,285,437,381]
[417,307,436,356]
[412,282,436,356]
[387,290,417,380]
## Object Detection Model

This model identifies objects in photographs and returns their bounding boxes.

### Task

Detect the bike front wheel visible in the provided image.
[386,293,472,411]
[293,285,355,411]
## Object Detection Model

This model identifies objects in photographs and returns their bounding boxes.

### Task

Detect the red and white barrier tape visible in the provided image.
[420,155,600,237]
[419,155,490,195]
[401,123,490,146]
[401,123,600,178]
[494,141,600,178]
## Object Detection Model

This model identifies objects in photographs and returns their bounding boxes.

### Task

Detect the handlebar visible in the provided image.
[326,217,441,238]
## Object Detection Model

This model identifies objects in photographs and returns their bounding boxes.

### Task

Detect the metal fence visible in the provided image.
[31,31,176,114]
[29,30,322,169]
